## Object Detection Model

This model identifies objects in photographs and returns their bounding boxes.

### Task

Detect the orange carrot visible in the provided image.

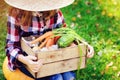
[38,36,50,49]
[46,38,54,48]
[30,31,53,44]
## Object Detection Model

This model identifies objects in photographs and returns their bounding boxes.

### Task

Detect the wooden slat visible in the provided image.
[27,57,86,78]
[37,45,86,63]
[21,38,35,56]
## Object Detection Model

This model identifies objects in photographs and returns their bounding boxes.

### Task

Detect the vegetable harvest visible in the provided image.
[30,27,88,49]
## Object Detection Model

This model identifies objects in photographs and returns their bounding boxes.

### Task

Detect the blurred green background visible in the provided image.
[1,0,120,80]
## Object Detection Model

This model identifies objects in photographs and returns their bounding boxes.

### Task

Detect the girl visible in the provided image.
[3,0,94,80]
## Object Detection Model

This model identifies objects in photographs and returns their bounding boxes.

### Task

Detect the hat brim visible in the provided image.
[4,0,74,11]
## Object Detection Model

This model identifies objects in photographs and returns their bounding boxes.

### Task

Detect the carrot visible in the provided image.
[54,36,60,44]
[30,31,53,44]
[38,36,50,49]
[46,38,54,48]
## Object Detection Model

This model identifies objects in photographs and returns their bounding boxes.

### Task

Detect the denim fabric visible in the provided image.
[49,74,63,80]
[49,71,75,80]
[62,71,75,80]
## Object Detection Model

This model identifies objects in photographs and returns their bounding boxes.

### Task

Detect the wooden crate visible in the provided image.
[21,37,87,78]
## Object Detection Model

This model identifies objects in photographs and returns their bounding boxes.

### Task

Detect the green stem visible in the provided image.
[76,39,83,79]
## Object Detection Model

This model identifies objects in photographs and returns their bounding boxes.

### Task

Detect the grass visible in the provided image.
[1,0,120,80]
[61,0,120,80]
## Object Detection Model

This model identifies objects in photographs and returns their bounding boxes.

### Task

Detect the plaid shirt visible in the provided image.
[5,10,65,71]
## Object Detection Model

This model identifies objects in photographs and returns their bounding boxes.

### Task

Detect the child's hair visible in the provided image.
[8,6,57,27]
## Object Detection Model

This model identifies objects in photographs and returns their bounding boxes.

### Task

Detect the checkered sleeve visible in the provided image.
[57,10,66,27]
[5,16,22,71]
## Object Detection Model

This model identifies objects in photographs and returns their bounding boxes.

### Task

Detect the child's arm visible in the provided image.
[56,9,66,27]
[5,16,22,71]
[5,16,43,72]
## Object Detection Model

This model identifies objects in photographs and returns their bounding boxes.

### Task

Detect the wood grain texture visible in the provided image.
[21,37,87,78]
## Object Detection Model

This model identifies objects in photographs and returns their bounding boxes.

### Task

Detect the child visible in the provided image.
[3,0,94,80]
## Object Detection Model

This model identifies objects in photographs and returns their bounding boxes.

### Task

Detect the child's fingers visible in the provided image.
[87,45,94,58]
[27,55,37,61]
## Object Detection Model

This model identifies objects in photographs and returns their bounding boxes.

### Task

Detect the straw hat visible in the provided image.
[4,0,74,11]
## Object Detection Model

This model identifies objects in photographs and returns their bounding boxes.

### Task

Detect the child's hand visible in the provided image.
[87,44,94,58]
[18,55,44,72]
[25,55,44,72]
